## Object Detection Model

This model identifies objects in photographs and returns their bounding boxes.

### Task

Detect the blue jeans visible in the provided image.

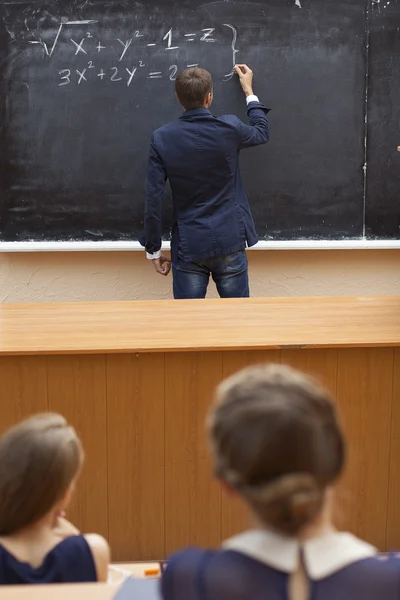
[172,250,249,299]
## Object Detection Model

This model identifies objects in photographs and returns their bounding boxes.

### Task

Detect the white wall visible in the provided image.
[1,250,400,303]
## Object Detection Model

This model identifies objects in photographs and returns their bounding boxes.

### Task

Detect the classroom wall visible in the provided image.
[1,250,400,302]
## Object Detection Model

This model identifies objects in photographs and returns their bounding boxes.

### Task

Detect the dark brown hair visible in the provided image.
[175,68,213,110]
[0,413,83,535]
[208,364,345,536]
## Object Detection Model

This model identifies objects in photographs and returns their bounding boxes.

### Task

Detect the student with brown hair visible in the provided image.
[0,413,110,585]
[162,364,399,600]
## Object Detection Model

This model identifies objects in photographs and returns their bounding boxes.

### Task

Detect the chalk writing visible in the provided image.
[28,22,239,88]
[29,20,97,57]
[169,64,178,80]
[57,63,213,85]
[200,28,216,42]
[163,28,179,50]
[110,66,122,81]
[117,39,132,61]
[76,68,87,84]
[58,68,71,86]
[71,37,87,55]
[222,23,239,81]
[126,66,137,86]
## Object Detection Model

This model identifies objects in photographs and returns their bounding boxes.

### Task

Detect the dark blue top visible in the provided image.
[143,102,270,262]
[161,548,400,600]
[0,535,97,585]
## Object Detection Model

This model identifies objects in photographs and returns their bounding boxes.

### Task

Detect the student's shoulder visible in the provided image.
[161,548,215,599]
[49,532,109,581]
[84,534,110,582]
[60,533,109,562]
[338,553,400,590]
[162,547,245,599]
[364,553,400,573]
[164,547,218,577]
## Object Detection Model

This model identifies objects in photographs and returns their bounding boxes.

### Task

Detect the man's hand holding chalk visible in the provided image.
[234,64,254,97]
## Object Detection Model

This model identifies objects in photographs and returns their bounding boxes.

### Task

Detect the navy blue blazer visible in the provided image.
[143,101,270,262]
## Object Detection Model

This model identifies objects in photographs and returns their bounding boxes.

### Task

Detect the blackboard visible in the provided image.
[366,0,400,238]
[0,0,398,245]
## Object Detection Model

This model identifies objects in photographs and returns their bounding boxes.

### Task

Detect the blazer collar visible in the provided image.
[179,108,212,119]
[222,530,376,580]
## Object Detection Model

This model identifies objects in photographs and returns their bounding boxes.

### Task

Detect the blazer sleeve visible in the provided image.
[144,134,167,255]
[235,101,271,149]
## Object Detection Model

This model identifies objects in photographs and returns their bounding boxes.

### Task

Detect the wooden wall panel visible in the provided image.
[165,352,223,554]
[107,353,165,561]
[336,348,394,549]
[222,350,281,378]
[0,344,398,558]
[281,349,338,396]
[386,347,400,550]
[0,356,48,431]
[47,355,108,539]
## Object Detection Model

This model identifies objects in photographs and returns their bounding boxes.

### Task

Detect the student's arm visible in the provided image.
[84,534,110,583]
[145,135,171,276]
[234,64,270,148]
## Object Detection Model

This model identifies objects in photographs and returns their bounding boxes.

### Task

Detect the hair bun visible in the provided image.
[241,473,323,536]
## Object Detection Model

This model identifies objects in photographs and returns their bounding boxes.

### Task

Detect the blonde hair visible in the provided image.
[0,413,83,535]
[208,364,345,536]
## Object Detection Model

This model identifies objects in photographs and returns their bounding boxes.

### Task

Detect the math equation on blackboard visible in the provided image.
[26,21,239,87]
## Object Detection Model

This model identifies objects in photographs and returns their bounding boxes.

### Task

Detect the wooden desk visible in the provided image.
[0,297,399,558]
[1,296,399,354]
[0,563,161,599]
[2,583,118,600]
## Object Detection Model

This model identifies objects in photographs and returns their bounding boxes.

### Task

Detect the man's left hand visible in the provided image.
[152,254,172,276]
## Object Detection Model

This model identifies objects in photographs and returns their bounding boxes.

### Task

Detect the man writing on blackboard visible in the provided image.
[143,65,270,299]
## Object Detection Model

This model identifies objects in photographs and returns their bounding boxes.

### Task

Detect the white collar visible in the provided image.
[222,530,377,580]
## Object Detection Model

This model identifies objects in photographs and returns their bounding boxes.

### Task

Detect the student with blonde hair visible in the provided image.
[162,364,399,600]
[0,413,109,584]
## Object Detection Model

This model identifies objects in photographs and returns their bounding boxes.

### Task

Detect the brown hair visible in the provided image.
[175,68,213,110]
[0,413,83,535]
[208,364,345,536]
